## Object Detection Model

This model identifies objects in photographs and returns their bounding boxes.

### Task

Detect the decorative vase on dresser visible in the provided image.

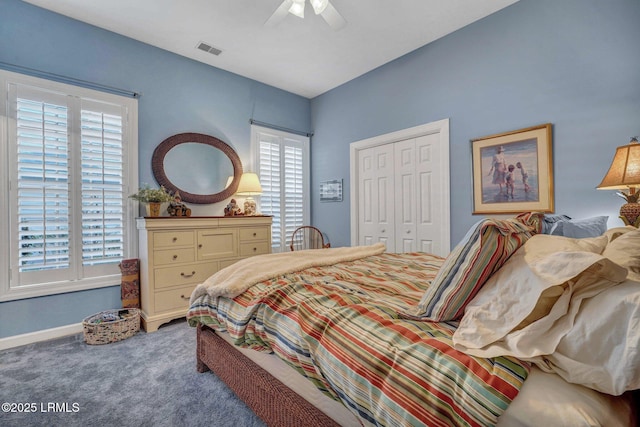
[136,216,272,332]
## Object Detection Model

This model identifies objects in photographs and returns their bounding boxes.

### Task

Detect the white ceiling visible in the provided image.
[23,0,519,98]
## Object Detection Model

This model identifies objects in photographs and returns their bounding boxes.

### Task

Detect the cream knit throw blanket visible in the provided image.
[190,243,386,304]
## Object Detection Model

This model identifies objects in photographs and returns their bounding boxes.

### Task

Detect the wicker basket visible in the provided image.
[82,308,140,345]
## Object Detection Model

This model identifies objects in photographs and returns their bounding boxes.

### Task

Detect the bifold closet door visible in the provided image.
[394,135,441,254]
[358,134,444,254]
[394,139,416,252]
[351,119,450,256]
[357,143,395,248]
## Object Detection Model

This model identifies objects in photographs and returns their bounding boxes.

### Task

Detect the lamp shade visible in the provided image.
[597,138,640,190]
[236,172,263,196]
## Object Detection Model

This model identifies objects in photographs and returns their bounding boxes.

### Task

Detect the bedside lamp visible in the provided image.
[236,172,263,216]
[597,137,640,227]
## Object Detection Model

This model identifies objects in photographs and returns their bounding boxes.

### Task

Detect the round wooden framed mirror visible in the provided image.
[151,133,243,204]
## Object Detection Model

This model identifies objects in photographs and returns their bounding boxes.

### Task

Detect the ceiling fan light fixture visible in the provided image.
[310,0,329,15]
[288,0,305,18]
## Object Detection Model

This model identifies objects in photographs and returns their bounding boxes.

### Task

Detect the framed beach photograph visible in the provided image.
[471,123,554,214]
[320,179,343,202]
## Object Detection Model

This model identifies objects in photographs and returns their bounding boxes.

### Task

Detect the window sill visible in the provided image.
[0,275,120,302]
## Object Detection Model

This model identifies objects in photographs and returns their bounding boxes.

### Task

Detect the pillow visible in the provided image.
[413,218,534,321]
[453,234,627,359]
[541,214,571,234]
[514,212,544,234]
[522,233,609,254]
[602,225,636,243]
[534,279,640,395]
[550,216,608,238]
[603,228,640,281]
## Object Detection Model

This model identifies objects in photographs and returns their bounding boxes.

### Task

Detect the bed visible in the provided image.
[187,215,640,426]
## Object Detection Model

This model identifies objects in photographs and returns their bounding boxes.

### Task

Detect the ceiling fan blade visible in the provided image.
[265,0,293,27]
[320,1,347,31]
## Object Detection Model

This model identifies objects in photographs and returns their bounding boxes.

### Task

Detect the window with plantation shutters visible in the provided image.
[252,125,309,252]
[0,70,138,301]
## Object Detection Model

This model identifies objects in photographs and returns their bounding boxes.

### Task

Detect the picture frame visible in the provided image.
[471,123,554,214]
[320,179,343,202]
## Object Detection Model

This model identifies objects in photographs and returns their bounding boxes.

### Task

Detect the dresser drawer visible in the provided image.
[153,248,196,266]
[153,231,194,248]
[239,241,270,257]
[239,227,270,242]
[154,284,196,313]
[154,262,219,289]
[197,229,238,260]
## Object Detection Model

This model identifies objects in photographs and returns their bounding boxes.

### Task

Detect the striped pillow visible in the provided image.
[514,211,544,234]
[415,218,534,321]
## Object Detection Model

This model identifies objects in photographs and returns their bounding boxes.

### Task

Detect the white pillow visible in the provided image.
[603,228,640,281]
[534,279,640,395]
[602,226,636,243]
[453,234,626,359]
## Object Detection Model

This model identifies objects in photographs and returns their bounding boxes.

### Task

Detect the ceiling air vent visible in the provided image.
[196,41,222,56]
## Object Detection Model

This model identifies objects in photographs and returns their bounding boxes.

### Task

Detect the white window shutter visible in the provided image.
[15,96,71,284]
[80,102,125,275]
[259,140,282,249]
[283,144,304,245]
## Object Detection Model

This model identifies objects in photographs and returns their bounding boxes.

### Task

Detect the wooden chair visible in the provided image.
[289,226,331,251]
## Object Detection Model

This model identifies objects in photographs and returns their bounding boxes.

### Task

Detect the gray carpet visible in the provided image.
[0,319,265,427]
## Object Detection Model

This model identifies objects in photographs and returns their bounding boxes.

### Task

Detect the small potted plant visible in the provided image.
[129,184,174,217]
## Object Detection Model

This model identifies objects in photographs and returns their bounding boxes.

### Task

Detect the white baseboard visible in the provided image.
[0,323,83,351]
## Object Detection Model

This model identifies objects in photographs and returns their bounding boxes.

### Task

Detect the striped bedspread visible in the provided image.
[187,252,530,427]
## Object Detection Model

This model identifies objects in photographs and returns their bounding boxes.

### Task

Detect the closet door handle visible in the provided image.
[181,271,196,278]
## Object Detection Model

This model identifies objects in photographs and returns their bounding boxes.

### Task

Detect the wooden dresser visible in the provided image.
[136,216,272,332]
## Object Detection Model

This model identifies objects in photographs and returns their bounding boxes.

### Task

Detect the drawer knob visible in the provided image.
[180,294,190,300]
[173,237,178,242]
[198,244,203,248]
[253,232,257,237]
[253,247,257,251]
[181,271,196,278]
[173,255,178,260]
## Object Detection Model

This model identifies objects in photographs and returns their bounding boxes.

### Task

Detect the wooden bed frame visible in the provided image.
[197,323,640,426]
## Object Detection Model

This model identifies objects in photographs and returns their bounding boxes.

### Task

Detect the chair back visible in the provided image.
[290,226,330,251]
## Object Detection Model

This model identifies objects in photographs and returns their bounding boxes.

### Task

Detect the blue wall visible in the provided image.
[310,0,640,247]
[0,0,310,338]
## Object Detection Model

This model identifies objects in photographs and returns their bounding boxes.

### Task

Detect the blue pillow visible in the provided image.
[550,216,609,238]
[542,214,571,234]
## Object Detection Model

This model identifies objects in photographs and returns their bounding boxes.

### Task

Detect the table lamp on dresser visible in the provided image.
[236,172,263,216]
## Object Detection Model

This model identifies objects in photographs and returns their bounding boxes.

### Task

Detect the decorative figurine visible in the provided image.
[243,198,257,216]
[167,191,192,217]
[224,198,243,216]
